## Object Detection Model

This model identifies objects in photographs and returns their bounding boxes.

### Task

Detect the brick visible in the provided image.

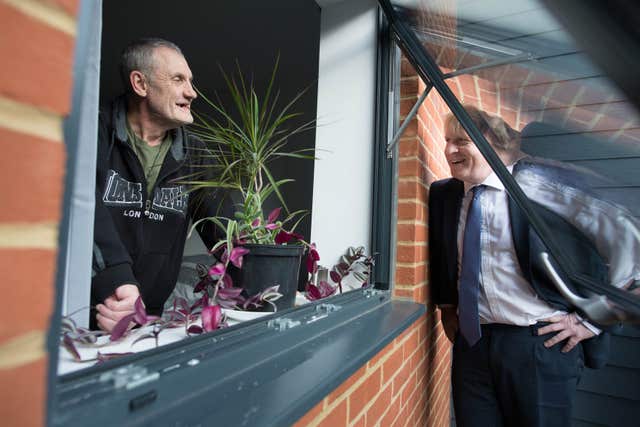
[547,80,583,107]
[380,396,401,427]
[0,249,56,342]
[408,344,426,372]
[398,157,428,180]
[396,179,428,199]
[401,58,417,78]
[592,114,631,132]
[382,346,404,383]
[391,402,410,427]
[400,77,419,97]
[396,223,427,242]
[0,4,74,114]
[396,243,427,263]
[349,368,381,421]
[401,377,419,421]
[398,139,423,158]
[393,287,414,299]
[499,64,533,89]
[480,91,499,115]
[397,117,418,138]
[399,99,418,118]
[577,80,616,104]
[367,346,388,370]
[456,75,477,98]
[0,356,46,427]
[500,108,518,130]
[397,202,426,223]
[47,0,80,17]
[402,330,420,358]
[317,399,347,427]
[352,414,366,427]
[293,399,324,427]
[392,361,412,397]
[0,128,65,222]
[327,364,366,406]
[365,384,392,427]
[394,265,426,286]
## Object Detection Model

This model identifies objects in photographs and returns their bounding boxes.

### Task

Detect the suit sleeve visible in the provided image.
[91,116,139,303]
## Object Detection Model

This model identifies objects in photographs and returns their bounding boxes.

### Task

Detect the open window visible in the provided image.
[379,0,640,324]
[49,1,425,425]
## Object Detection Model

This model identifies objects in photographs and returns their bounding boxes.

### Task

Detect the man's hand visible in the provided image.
[537,312,595,353]
[96,284,140,332]
[440,307,459,343]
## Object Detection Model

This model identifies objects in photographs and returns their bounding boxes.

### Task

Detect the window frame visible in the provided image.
[46,2,419,425]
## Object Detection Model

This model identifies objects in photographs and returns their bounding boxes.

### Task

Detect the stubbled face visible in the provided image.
[144,47,197,128]
[444,126,495,185]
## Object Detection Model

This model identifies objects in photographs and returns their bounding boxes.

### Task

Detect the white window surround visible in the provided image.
[310,0,377,265]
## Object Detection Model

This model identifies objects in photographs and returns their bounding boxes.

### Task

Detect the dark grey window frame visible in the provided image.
[47,3,423,426]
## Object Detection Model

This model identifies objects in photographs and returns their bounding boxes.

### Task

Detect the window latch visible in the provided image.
[99,365,159,390]
[267,317,301,331]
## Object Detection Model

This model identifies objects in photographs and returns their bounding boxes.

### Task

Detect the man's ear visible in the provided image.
[129,70,148,97]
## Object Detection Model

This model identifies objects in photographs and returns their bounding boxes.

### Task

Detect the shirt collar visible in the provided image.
[463,164,514,194]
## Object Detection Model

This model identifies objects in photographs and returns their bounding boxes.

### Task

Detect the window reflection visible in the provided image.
[391,0,640,317]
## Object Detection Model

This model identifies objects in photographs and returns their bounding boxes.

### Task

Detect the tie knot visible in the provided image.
[471,185,486,199]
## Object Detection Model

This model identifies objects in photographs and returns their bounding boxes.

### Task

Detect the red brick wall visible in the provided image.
[294,311,451,427]
[0,1,77,426]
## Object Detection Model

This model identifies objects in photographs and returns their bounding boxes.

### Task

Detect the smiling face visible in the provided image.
[444,125,495,185]
[143,46,197,128]
[443,108,522,184]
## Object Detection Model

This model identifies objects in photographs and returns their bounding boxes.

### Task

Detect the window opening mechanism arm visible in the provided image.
[442,53,535,80]
[386,85,432,158]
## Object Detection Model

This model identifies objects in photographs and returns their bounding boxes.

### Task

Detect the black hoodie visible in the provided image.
[91,97,219,320]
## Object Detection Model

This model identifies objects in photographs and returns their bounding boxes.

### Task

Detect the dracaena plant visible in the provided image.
[185,56,316,240]
[183,58,317,309]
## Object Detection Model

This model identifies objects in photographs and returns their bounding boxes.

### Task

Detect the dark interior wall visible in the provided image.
[100,0,321,250]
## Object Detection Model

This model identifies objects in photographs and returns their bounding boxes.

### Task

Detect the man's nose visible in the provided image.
[185,82,197,100]
[444,141,456,155]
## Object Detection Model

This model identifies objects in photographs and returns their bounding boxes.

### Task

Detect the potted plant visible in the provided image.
[186,58,316,310]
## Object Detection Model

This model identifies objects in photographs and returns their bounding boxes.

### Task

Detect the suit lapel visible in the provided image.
[443,180,464,283]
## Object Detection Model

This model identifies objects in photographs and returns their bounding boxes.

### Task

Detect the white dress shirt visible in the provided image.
[456,159,640,330]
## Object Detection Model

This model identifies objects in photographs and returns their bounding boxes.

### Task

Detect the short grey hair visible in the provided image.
[119,38,183,93]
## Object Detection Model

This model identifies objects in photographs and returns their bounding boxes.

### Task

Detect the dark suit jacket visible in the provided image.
[428,177,610,368]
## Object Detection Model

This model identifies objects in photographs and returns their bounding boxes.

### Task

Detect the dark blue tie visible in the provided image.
[458,185,485,347]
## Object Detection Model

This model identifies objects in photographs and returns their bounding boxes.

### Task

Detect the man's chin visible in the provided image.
[173,114,194,126]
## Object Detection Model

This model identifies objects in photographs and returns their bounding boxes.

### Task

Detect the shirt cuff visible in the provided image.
[575,313,602,335]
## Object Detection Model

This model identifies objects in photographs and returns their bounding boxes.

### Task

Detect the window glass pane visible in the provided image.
[389,0,640,320]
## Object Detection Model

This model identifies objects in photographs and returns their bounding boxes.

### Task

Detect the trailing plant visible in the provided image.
[192,216,284,311]
[305,246,375,301]
[60,312,134,363]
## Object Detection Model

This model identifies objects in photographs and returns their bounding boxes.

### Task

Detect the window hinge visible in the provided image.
[363,288,389,299]
[316,303,341,313]
[267,317,301,331]
[99,365,159,390]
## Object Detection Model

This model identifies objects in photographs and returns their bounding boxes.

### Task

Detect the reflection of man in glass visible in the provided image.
[92,38,217,332]
[429,105,640,426]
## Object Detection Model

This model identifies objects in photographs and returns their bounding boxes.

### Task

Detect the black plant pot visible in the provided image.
[230,244,304,311]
